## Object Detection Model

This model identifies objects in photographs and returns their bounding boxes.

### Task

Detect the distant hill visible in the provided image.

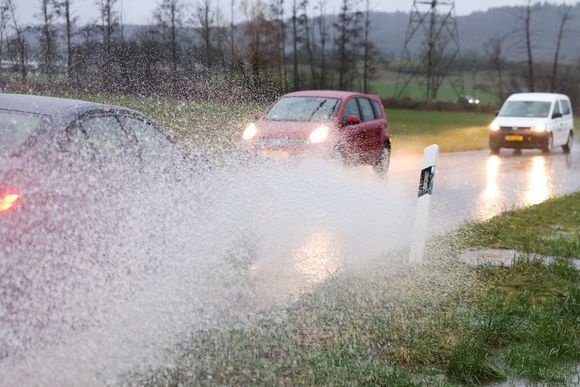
[367,3,580,61]
[18,3,580,62]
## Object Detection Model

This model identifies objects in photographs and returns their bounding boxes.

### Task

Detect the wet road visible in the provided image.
[389,145,580,234]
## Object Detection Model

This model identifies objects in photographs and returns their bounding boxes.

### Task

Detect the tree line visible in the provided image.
[0,0,378,99]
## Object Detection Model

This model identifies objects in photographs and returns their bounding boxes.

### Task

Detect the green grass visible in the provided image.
[388,108,494,154]
[128,194,580,386]
[460,192,580,258]
[369,69,502,105]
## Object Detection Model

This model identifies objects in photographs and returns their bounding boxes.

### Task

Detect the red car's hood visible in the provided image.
[255,120,335,138]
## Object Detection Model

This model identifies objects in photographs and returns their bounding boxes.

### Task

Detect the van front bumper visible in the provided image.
[489,130,550,149]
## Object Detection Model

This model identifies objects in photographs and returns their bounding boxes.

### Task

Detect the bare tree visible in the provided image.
[484,33,507,100]
[270,0,286,83]
[38,0,57,82]
[334,0,361,90]
[523,0,534,91]
[362,0,371,93]
[550,5,572,92]
[6,0,27,82]
[195,0,214,67]
[298,0,315,88]
[0,1,9,83]
[56,0,76,80]
[291,0,299,89]
[98,0,118,53]
[241,0,281,90]
[316,0,327,88]
[230,0,235,65]
[154,0,183,80]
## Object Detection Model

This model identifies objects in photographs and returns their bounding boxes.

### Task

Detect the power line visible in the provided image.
[395,0,464,101]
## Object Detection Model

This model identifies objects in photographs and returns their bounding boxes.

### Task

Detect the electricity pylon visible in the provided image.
[394,0,464,101]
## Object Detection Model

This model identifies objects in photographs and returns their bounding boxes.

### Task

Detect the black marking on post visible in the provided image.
[418,166,435,197]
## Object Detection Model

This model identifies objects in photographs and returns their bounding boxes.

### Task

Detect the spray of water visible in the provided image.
[0,139,424,385]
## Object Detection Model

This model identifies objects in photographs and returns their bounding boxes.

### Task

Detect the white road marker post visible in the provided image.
[409,144,439,264]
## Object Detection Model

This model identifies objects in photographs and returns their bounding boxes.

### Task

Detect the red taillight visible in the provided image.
[0,190,20,213]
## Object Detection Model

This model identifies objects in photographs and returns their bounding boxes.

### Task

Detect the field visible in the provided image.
[57,92,499,154]
[131,193,580,386]
[388,109,495,154]
[368,69,502,106]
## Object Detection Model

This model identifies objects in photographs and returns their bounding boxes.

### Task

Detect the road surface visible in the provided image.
[391,146,580,232]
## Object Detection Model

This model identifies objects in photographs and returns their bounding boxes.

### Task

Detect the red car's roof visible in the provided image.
[283,90,375,99]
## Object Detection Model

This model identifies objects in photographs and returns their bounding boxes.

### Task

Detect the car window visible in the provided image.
[264,97,340,122]
[370,100,383,119]
[357,98,375,122]
[343,98,360,124]
[552,101,561,116]
[124,117,175,163]
[499,101,551,118]
[560,100,571,116]
[0,110,45,155]
[79,115,133,162]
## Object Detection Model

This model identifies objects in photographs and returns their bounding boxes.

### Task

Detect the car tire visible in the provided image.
[542,134,553,154]
[490,145,500,155]
[562,131,573,154]
[373,142,391,176]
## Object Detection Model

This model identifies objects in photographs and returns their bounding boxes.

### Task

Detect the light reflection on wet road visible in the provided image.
[250,146,580,300]
[390,146,580,233]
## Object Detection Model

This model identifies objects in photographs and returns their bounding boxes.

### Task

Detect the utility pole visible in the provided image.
[395,0,464,101]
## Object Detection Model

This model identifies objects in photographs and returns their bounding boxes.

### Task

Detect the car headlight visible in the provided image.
[309,125,329,144]
[475,99,480,104]
[242,123,257,141]
[533,124,546,132]
[489,123,500,131]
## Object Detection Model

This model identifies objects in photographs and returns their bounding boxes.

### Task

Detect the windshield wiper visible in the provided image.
[308,100,327,122]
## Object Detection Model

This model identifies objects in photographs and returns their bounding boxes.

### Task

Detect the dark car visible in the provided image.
[0,94,187,238]
[458,95,480,105]
[1,94,194,359]
[241,90,391,174]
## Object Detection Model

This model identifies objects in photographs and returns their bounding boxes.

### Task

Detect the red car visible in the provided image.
[242,90,391,173]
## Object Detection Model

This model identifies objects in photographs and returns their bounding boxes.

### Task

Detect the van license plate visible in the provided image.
[506,135,523,141]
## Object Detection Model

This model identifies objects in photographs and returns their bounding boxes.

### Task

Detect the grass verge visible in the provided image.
[460,191,580,258]
[128,194,579,386]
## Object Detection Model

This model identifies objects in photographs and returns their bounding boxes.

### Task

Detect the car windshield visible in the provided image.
[499,101,552,118]
[0,110,45,155]
[265,97,340,122]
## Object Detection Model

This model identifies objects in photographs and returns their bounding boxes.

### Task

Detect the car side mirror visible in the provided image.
[495,111,499,117]
[345,115,361,126]
[552,112,562,119]
[255,112,265,120]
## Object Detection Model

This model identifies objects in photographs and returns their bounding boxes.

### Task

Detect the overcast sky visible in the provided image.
[15,0,579,25]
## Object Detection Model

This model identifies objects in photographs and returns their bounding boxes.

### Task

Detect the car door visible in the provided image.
[550,101,564,145]
[340,97,365,157]
[560,99,574,142]
[356,97,384,161]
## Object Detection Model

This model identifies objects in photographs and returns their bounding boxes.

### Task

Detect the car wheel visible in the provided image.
[373,143,391,175]
[490,145,500,155]
[542,134,553,154]
[562,131,573,154]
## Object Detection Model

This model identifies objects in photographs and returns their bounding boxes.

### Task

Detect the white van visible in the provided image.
[489,93,574,154]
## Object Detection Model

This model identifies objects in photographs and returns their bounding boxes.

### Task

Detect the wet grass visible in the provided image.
[127,193,579,386]
[460,191,580,258]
